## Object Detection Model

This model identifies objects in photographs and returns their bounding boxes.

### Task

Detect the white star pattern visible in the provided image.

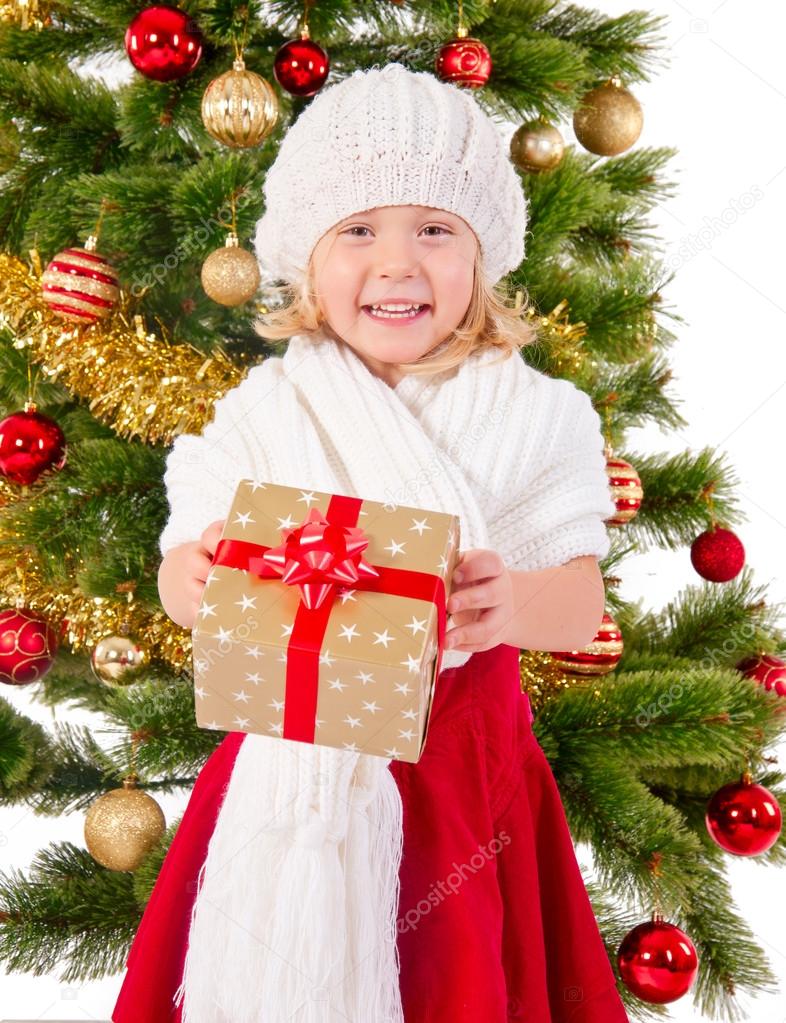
[216,626,234,642]
[198,602,218,619]
[297,491,318,507]
[233,690,251,703]
[236,593,257,612]
[401,707,417,721]
[438,554,449,574]
[342,742,360,752]
[328,677,348,692]
[355,670,375,686]
[281,623,294,639]
[268,721,284,736]
[205,720,220,729]
[204,571,217,588]
[344,715,362,729]
[384,747,402,757]
[401,653,421,673]
[394,681,413,696]
[338,588,357,605]
[361,701,381,714]
[277,514,299,531]
[398,728,416,742]
[319,649,336,667]
[245,672,263,685]
[234,716,250,729]
[194,686,207,699]
[194,659,208,673]
[338,623,361,643]
[244,645,264,659]
[248,480,267,492]
[269,698,285,711]
[373,629,394,648]
[385,539,406,557]
[233,510,255,529]
[410,517,432,536]
[405,616,428,637]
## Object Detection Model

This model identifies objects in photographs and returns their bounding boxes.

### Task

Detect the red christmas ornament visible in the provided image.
[605,454,643,525]
[125,5,203,82]
[260,506,379,610]
[550,611,623,677]
[0,606,59,685]
[690,525,744,582]
[273,30,329,97]
[736,652,786,697]
[41,237,120,324]
[706,771,782,856]
[618,915,698,1003]
[0,401,66,486]
[435,29,492,88]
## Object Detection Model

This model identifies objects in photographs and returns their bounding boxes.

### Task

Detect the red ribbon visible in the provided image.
[212,494,448,744]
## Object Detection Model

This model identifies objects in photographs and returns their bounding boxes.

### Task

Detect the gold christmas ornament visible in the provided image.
[510,118,565,173]
[201,56,279,149]
[90,632,150,686]
[201,231,261,306]
[84,775,166,872]
[573,76,643,156]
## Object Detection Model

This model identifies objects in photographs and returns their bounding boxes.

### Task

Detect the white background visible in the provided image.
[1,1,785,1019]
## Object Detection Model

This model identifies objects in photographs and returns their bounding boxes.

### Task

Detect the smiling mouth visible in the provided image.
[362,304,431,322]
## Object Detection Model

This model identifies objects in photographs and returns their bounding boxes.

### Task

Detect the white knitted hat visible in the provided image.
[253,61,528,286]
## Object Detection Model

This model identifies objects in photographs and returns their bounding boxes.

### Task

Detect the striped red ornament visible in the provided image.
[605,455,643,526]
[550,610,623,677]
[41,241,119,324]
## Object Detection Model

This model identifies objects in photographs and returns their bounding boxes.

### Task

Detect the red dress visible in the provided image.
[113,643,629,1022]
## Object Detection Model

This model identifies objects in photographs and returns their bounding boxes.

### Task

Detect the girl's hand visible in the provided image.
[444,548,514,653]
[157,518,226,630]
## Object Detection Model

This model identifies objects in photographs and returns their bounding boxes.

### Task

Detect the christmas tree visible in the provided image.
[0,0,784,1019]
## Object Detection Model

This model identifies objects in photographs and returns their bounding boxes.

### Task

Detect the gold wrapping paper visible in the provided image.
[192,480,461,763]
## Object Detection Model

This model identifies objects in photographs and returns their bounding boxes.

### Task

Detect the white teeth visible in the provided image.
[367,303,425,318]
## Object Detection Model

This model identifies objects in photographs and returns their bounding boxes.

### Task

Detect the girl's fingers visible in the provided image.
[452,548,505,588]
[448,581,499,614]
[446,604,506,651]
[200,519,226,557]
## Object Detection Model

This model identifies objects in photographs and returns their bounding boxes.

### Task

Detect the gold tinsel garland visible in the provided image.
[0,541,193,673]
[519,649,605,712]
[0,249,251,672]
[521,296,589,377]
[0,251,246,446]
[0,0,51,29]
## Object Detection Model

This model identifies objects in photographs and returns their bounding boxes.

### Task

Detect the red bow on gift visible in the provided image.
[261,507,380,610]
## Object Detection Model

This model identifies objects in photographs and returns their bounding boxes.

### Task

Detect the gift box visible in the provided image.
[191,479,461,763]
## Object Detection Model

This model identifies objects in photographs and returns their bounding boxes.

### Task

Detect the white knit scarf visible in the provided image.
[174,329,535,1022]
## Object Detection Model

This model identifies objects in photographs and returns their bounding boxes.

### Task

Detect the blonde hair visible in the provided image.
[252,245,540,379]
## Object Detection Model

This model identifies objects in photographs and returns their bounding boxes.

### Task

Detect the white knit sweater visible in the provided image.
[162,333,616,1022]
[160,336,615,572]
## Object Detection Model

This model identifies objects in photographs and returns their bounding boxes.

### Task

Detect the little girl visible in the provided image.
[114,63,629,1022]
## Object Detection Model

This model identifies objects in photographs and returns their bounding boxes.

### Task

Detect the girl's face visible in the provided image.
[311,204,478,388]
